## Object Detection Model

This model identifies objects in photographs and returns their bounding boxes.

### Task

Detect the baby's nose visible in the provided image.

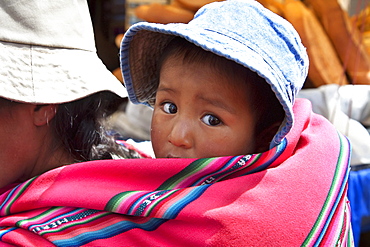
[168,118,193,149]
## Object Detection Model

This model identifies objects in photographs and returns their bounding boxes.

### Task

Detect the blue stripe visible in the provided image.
[53,185,210,246]
[0,184,22,210]
[313,133,351,246]
[0,177,36,215]
[192,156,241,186]
[28,208,79,230]
[127,191,157,215]
[163,184,210,219]
[52,218,167,247]
[0,227,17,238]
[244,138,287,175]
[31,208,99,234]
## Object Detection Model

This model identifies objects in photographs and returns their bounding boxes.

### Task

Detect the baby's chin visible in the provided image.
[155,149,247,159]
[159,153,217,159]
[165,154,190,159]
[156,153,197,159]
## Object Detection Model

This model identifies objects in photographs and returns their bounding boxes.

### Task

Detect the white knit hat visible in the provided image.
[0,0,127,104]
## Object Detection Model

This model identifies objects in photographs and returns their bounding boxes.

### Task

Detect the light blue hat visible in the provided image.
[120,0,309,146]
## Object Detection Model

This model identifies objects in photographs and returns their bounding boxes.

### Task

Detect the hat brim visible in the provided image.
[0,41,127,104]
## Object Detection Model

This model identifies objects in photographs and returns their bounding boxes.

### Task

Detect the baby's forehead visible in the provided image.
[155,38,269,108]
[159,58,254,101]
[163,48,255,83]
[161,53,253,85]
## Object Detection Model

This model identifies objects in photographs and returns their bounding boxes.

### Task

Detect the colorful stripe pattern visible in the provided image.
[105,138,286,216]
[303,132,353,246]
[0,101,353,246]
[0,227,16,238]
[0,139,287,246]
[0,177,37,216]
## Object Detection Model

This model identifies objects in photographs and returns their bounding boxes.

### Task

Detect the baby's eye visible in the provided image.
[162,102,177,114]
[201,114,222,126]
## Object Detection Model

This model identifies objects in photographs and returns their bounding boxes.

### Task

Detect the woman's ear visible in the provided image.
[255,122,282,153]
[33,104,58,126]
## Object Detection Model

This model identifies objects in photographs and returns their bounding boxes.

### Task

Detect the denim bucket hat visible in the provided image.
[120,0,309,146]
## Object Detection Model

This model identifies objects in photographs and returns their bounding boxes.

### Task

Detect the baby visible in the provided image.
[120,0,307,159]
[116,2,352,245]
[151,37,284,158]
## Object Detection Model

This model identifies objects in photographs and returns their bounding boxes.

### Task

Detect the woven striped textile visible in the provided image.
[0,99,353,246]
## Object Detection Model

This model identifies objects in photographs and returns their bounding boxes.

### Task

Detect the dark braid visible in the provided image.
[53,91,141,161]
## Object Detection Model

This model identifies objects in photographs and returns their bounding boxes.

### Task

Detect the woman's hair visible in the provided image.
[52,91,141,161]
[0,92,141,162]
[157,37,285,149]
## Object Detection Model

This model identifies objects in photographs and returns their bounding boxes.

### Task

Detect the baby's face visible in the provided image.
[151,56,257,159]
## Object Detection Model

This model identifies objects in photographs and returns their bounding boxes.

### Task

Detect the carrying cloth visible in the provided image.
[0,99,353,246]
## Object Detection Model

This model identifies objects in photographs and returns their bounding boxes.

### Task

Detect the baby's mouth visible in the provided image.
[167,154,180,158]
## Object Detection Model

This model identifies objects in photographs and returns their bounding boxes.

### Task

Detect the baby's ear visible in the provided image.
[33,104,58,126]
[255,122,282,153]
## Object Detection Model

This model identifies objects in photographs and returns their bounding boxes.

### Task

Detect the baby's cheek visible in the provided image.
[150,128,163,156]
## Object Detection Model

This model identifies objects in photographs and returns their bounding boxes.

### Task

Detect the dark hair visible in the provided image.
[52,91,141,161]
[0,93,141,164]
[157,37,285,147]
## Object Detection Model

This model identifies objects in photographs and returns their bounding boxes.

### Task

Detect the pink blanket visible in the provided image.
[0,99,352,246]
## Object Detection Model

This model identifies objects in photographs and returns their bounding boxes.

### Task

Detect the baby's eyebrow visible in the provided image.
[156,86,176,94]
[197,95,236,114]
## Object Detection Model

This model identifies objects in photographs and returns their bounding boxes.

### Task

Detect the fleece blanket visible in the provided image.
[0,99,352,246]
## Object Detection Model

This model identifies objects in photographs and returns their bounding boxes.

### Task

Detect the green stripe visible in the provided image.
[38,211,110,235]
[105,191,138,212]
[17,206,64,227]
[4,177,37,215]
[157,158,216,190]
[302,133,347,245]
[142,190,178,217]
